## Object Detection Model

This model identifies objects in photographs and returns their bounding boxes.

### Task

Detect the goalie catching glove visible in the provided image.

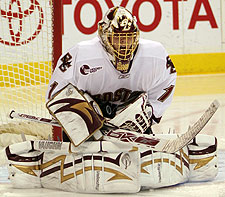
[107,93,153,134]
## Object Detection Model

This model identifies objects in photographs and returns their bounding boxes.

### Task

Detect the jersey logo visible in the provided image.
[59,52,72,72]
[118,74,130,79]
[80,64,102,75]
[121,153,131,169]
[166,56,176,74]
[119,16,132,31]
[105,130,160,146]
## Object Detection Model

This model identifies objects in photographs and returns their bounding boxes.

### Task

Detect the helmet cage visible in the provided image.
[106,31,139,61]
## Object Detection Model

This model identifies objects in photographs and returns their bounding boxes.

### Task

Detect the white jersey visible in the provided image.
[46,37,176,123]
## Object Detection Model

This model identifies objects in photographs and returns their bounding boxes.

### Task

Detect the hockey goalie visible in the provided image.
[2,6,219,193]
[4,84,219,193]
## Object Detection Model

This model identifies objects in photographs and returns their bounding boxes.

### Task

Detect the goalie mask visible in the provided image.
[98,7,140,73]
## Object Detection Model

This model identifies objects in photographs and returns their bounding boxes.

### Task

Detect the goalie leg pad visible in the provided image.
[187,134,218,182]
[6,142,42,189]
[6,141,141,193]
[40,141,141,193]
[139,134,218,188]
[40,151,77,192]
[74,150,140,193]
[140,134,190,188]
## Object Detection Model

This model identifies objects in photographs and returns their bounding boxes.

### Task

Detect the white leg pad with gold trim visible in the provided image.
[140,134,190,188]
[5,134,218,192]
[7,151,42,189]
[187,134,218,182]
[6,140,140,193]
[73,151,140,193]
[139,134,218,188]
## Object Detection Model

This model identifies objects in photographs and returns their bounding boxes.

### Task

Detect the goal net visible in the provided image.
[0,0,62,147]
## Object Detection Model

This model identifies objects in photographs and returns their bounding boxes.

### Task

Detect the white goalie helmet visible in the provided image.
[98,6,140,73]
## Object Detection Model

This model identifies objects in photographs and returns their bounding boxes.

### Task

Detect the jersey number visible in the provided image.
[48,81,58,99]
[157,85,174,102]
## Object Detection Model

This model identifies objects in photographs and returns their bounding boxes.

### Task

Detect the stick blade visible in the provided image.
[162,99,220,153]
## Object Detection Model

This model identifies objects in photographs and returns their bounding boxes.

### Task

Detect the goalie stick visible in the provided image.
[9,100,219,153]
[9,110,60,126]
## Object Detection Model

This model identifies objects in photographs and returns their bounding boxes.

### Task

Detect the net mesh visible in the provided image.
[0,0,53,145]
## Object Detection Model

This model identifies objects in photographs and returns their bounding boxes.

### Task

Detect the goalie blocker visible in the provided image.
[46,84,104,146]
[4,134,218,193]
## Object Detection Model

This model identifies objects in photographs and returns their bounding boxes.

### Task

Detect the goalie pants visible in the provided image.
[6,134,218,193]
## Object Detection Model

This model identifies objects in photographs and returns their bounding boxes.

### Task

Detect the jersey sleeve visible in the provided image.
[147,52,177,124]
[45,45,79,102]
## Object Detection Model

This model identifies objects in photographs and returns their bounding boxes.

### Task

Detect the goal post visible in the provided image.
[0,0,62,146]
[52,0,63,141]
